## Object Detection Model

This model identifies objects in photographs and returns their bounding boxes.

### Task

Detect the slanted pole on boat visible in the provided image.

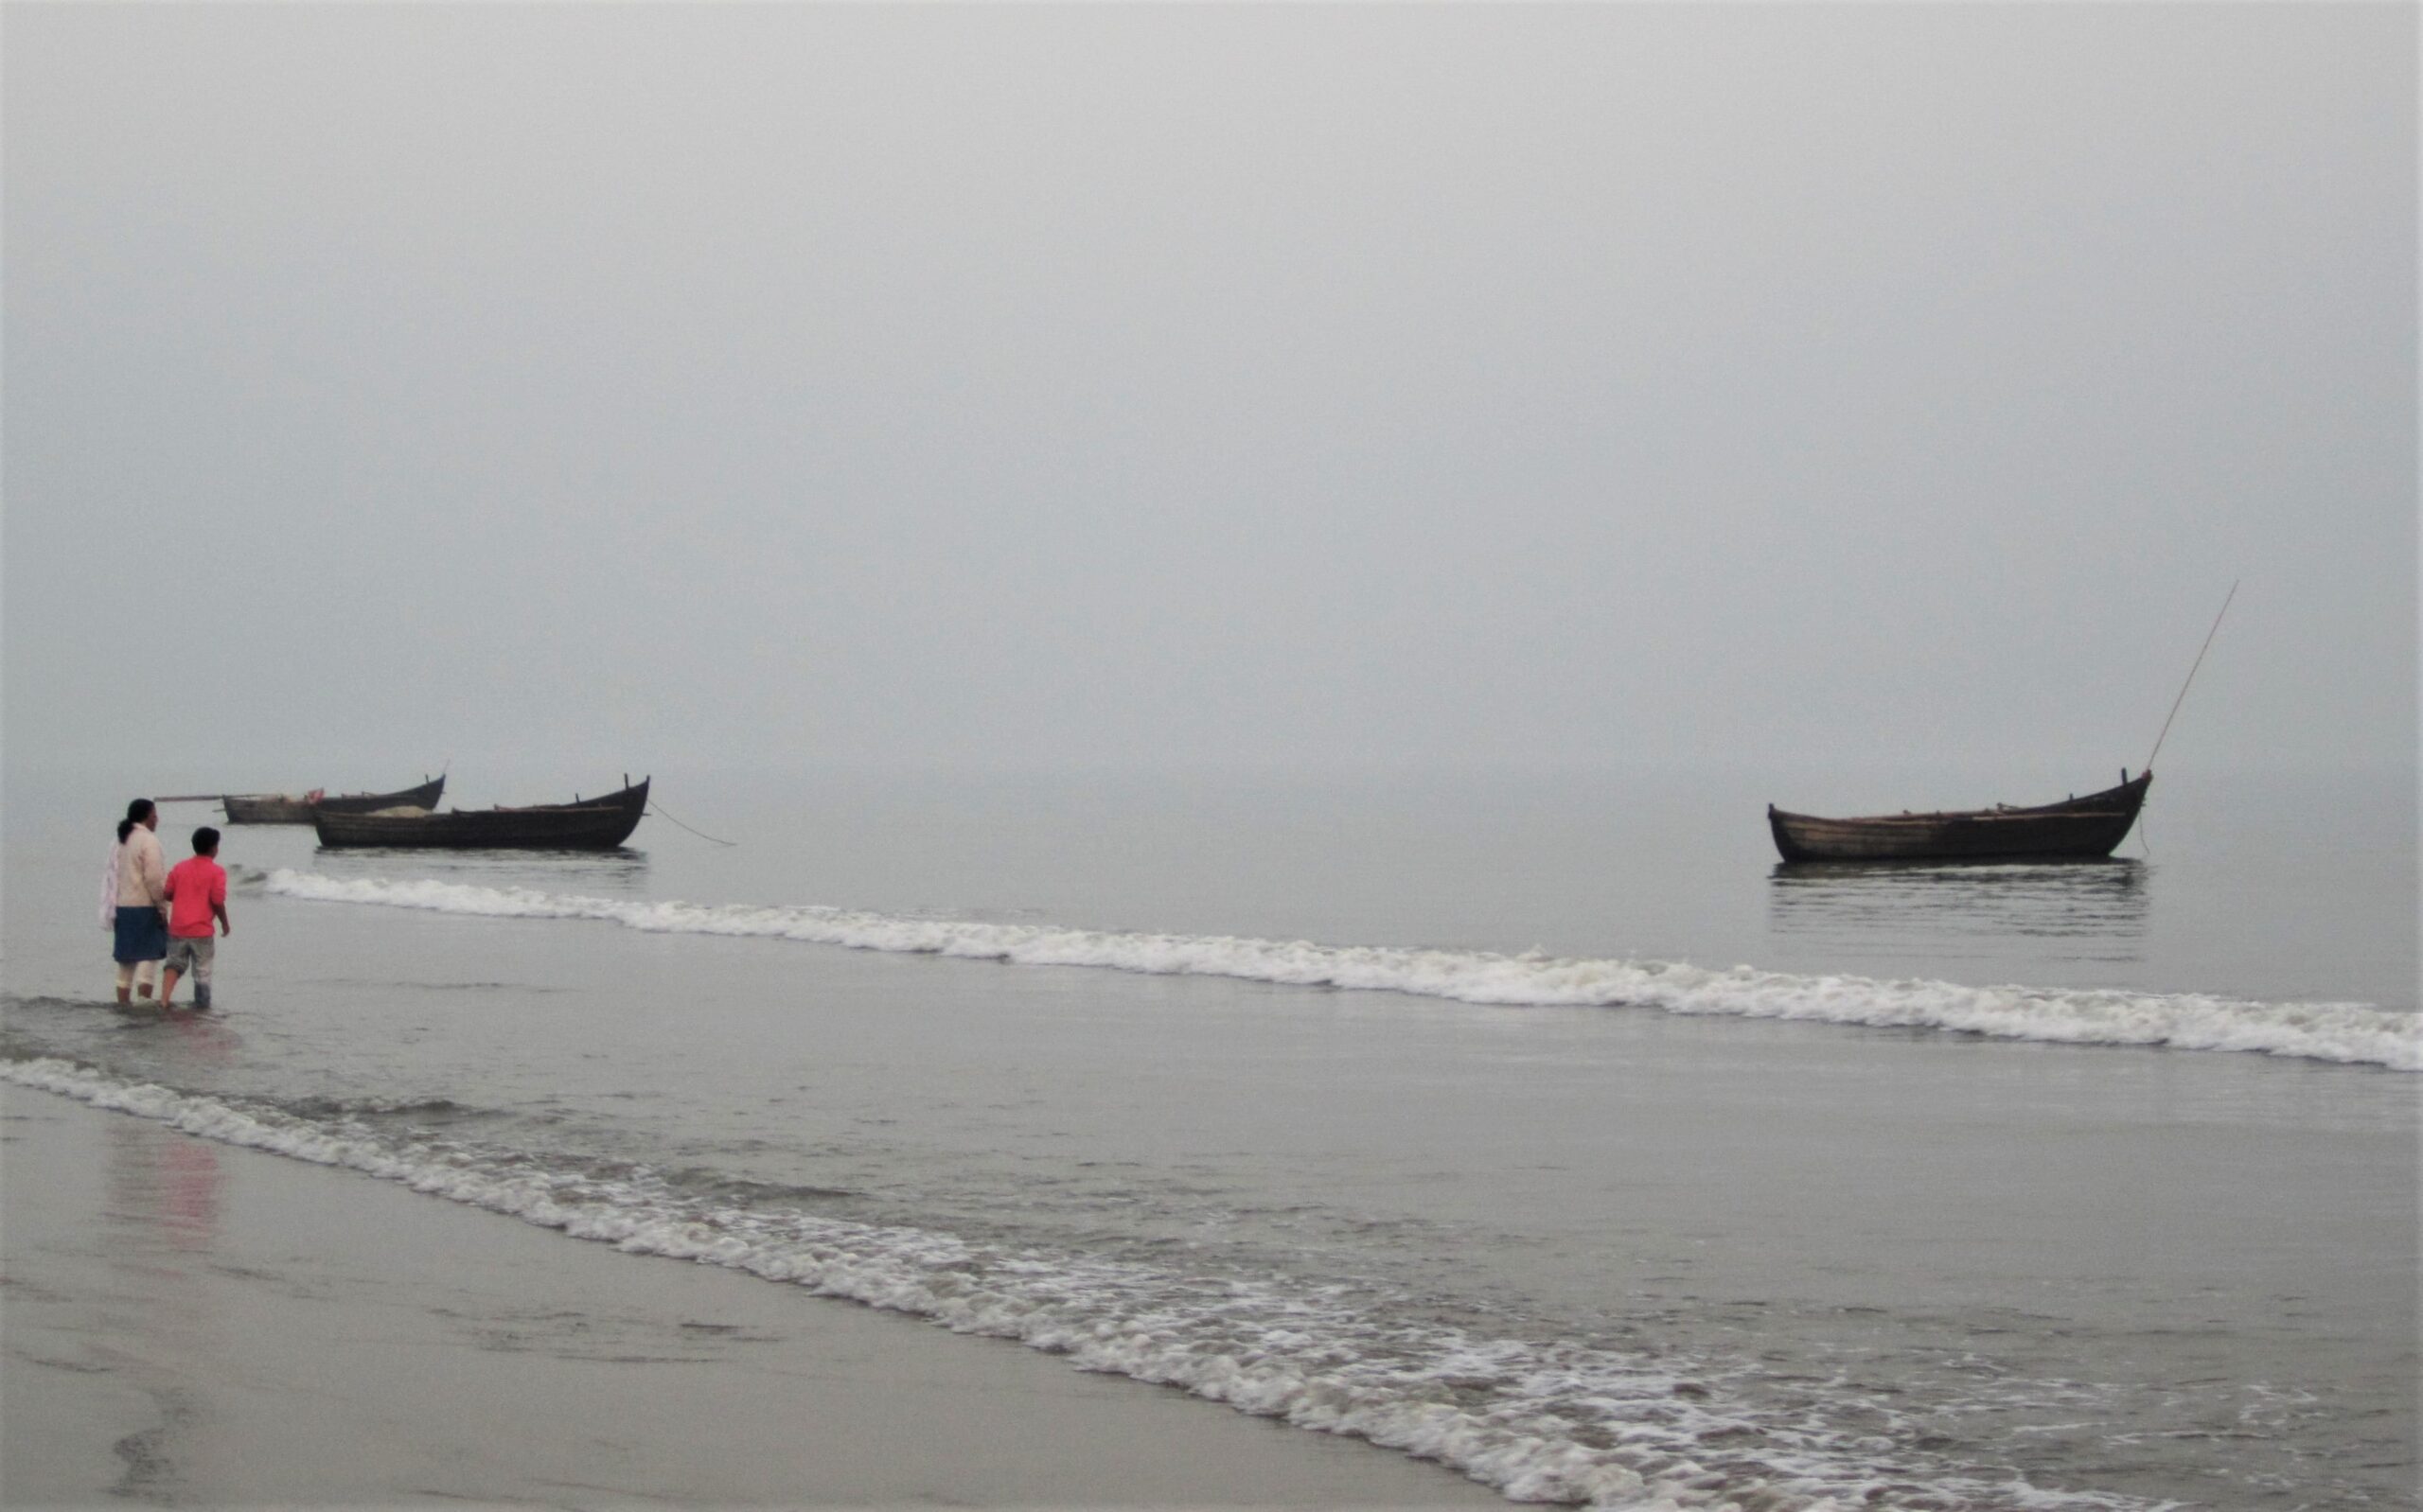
[2145,580,2238,775]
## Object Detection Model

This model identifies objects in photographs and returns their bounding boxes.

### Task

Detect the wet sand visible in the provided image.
[0,1086,1500,1508]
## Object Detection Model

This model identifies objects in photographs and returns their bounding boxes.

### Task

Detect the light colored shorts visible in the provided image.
[166,935,215,980]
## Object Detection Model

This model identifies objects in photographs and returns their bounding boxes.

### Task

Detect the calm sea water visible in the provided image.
[5,762,2414,1509]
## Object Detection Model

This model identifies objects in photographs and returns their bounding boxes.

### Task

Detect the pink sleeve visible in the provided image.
[211,869,228,906]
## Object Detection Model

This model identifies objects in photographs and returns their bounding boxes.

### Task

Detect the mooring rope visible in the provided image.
[646,802,737,846]
[2145,580,2239,774]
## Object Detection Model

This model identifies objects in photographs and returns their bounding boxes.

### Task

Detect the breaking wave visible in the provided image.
[262,870,2417,1070]
[4,1057,2161,1511]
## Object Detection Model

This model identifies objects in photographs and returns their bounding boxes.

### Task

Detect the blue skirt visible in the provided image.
[113,904,168,963]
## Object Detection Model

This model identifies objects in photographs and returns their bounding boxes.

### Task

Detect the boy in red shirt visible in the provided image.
[160,826,231,1010]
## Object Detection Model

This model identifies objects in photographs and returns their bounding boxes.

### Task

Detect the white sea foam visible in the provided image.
[261,870,2418,1070]
[5,1058,2158,1512]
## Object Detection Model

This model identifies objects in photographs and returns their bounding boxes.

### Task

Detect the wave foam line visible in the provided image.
[264,870,2419,1071]
[6,1058,2156,1512]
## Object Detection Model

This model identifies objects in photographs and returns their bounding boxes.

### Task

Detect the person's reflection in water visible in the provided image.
[99,1110,225,1500]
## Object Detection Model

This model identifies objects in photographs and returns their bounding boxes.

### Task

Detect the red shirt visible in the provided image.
[163,856,227,939]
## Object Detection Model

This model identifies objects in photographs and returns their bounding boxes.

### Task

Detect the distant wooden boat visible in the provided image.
[222,775,447,825]
[1768,771,2151,863]
[312,778,649,850]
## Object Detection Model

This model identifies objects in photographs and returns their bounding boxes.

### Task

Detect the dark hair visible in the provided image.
[117,799,155,844]
[192,826,221,855]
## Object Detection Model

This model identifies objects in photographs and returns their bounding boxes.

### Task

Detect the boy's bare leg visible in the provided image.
[159,966,182,1008]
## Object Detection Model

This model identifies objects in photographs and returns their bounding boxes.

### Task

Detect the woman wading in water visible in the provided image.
[105,799,168,1003]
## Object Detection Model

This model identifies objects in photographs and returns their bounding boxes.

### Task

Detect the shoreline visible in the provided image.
[0,1084,1500,1508]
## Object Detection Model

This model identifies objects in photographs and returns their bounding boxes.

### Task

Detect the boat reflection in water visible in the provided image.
[300,846,653,897]
[1768,857,2149,966]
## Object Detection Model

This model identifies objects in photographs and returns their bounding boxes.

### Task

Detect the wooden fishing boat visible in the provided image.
[312,778,649,851]
[221,775,447,825]
[1763,586,2232,866]
[1768,771,2151,863]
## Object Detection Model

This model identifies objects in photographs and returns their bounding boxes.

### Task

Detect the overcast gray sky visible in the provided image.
[6,4,2413,781]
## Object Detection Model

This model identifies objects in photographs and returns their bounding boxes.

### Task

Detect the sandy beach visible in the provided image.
[1,1085,1499,1508]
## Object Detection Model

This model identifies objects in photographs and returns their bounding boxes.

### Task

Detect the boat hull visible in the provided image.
[223,776,446,824]
[312,779,647,851]
[1768,773,2150,863]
